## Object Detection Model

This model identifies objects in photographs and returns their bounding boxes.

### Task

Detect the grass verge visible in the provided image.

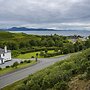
[0,60,36,76]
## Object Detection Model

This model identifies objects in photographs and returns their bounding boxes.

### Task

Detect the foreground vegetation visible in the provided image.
[0,60,36,76]
[2,48,90,90]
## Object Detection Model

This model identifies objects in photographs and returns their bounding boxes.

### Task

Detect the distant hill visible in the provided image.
[0,27,90,32]
[6,27,56,31]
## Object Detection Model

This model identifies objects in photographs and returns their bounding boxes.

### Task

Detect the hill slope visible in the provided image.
[2,48,90,90]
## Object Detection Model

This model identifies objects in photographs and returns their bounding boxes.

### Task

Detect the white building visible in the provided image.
[0,46,11,64]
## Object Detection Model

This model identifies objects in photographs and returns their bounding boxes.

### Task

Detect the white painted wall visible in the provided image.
[1,54,4,58]
[3,52,11,62]
[0,52,11,62]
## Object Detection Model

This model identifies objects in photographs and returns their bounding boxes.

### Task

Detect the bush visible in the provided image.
[43,52,61,58]
[87,54,90,60]
[78,73,87,80]
[0,67,2,70]
[86,67,90,80]
[23,60,31,63]
[12,50,20,58]
[20,61,24,64]
[24,60,27,63]
[40,51,44,56]
[31,56,34,58]
[6,66,10,68]
[12,62,19,68]
[54,81,69,90]
[26,60,31,63]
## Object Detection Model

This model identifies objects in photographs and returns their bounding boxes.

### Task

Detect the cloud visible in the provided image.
[0,0,90,28]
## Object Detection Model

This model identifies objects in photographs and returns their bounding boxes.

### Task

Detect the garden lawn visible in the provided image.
[17,50,55,59]
[0,61,36,76]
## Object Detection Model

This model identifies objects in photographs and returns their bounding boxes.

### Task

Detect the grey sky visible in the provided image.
[0,0,90,29]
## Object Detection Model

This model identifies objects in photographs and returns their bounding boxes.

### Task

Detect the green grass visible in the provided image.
[48,50,54,53]
[17,50,55,59]
[1,78,26,90]
[0,61,36,76]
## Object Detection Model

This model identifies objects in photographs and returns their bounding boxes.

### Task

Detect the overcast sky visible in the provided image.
[0,0,90,29]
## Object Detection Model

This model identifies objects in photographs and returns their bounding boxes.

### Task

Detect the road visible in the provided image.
[0,55,69,89]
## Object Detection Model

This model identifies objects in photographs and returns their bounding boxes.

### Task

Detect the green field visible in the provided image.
[0,61,36,76]
[17,50,55,59]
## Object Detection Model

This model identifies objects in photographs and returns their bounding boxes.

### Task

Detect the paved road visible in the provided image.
[0,55,69,89]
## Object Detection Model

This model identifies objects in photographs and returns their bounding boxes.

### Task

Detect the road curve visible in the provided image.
[0,55,69,89]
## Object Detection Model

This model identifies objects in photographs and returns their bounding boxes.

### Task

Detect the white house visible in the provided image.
[0,46,11,64]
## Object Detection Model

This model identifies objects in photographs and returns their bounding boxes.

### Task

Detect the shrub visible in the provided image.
[31,56,34,58]
[15,84,26,90]
[87,54,90,60]
[0,67,2,70]
[12,50,20,58]
[20,61,24,64]
[40,51,44,56]
[12,62,19,68]
[54,81,69,90]
[24,60,27,63]
[86,67,90,80]
[26,60,31,63]
[6,66,10,68]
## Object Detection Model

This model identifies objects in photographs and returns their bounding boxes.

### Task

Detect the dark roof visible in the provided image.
[0,48,11,55]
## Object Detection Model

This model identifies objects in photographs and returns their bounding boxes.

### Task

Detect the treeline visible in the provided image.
[0,32,68,57]
[0,32,67,50]
[39,37,90,58]
[0,32,90,58]
[9,48,90,90]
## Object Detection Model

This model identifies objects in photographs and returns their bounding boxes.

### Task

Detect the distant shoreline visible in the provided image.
[9,30,90,37]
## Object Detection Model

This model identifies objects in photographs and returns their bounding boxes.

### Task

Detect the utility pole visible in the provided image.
[36,53,38,62]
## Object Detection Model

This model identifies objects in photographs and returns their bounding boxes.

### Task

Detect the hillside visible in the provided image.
[0,27,55,31]
[2,48,90,90]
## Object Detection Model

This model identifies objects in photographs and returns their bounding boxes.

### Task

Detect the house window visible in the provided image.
[3,53,5,56]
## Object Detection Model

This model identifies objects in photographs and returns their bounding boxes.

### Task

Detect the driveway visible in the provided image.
[0,55,69,89]
[0,59,22,68]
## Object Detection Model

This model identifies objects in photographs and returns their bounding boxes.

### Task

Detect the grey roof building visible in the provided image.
[0,46,11,64]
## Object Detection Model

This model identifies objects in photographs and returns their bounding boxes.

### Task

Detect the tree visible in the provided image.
[55,41,63,47]
[29,40,38,46]
[54,48,58,52]
[6,41,19,50]
[45,49,48,54]
[47,39,55,47]
[88,36,90,39]
[41,39,48,46]
[12,50,20,58]
[85,39,90,48]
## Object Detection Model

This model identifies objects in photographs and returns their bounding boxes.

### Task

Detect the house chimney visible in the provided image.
[4,46,7,53]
